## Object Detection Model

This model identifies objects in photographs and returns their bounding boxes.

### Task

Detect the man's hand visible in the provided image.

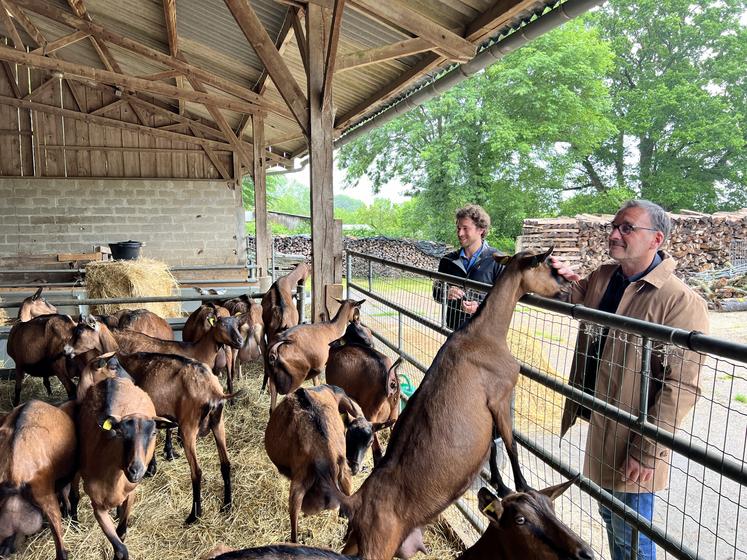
[549,256,581,282]
[447,286,466,300]
[461,300,479,314]
[621,456,654,484]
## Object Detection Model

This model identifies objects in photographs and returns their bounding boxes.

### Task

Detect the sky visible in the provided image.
[279,152,410,205]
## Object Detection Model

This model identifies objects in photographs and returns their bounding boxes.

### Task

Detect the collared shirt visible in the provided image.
[459,242,485,273]
[599,252,663,314]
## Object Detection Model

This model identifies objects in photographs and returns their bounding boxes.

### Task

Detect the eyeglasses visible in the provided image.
[606,222,659,236]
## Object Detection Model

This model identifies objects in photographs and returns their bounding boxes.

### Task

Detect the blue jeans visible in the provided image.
[599,491,656,560]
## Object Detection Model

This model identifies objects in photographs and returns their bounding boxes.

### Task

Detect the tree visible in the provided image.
[581,0,747,211]
[339,19,615,244]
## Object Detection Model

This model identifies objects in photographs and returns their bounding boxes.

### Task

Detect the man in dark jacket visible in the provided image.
[433,204,506,330]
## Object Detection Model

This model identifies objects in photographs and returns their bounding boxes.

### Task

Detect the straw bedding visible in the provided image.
[85,258,181,318]
[0,361,462,560]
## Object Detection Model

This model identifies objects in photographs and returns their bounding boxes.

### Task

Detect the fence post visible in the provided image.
[271,240,276,282]
[346,252,352,299]
[440,281,448,328]
[296,284,305,324]
[367,260,373,293]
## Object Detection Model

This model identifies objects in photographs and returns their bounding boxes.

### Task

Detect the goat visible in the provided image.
[221,295,265,374]
[91,309,173,340]
[264,384,374,543]
[342,248,568,560]
[7,314,78,405]
[16,287,57,322]
[183,303,234,384]
[460,479,594,559]
[326,322,401,465]
[77,358,173,560]
[114,352,239,523]
[64,314,243,375]
[0,399,77,560]
[207,545,352,559]
[266,299,365,411]
[261,263,310,390]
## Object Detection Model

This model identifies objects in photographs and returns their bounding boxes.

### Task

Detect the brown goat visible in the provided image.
[266,299,365,411]
[64,314,243,374]
[265,384,374,543]
[0,400,77,560]
[326,322,401,465]
[91,309,173,340]
[460,480,593,559]
[207,544,352,559]
[115,352,239,523]
[7,314,78,405]
[183,303,234,383]
[221,295,265,375]
[261,263,310,390]
[16,287,58,322]
[77,359,172,560]
[342,248,568,560]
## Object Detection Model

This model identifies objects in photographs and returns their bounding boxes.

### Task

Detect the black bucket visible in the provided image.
[109,240,143,260]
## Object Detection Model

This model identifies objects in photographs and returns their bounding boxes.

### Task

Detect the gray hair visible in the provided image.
[619,199,672,243]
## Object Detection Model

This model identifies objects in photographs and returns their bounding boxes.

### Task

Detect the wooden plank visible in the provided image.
[252,112,269,276]
[337,36,433,72]
[253,5,295,96]
[4,0,46,48]
[57,252,101,261]
[15,0,295,120]
[153,110,172,178]
[291,6,308,77]
[188,122,231,180]
[350,0,475,62]
[0,50,21,175]
[135,102,155,177]
[136,69,181,81]
[63,79,85,112]
[0,44,262,115]
[321,0,345,109]
[465,0,523,42]
[59,73,78,175]
[38,144,225,154]
[65,0,123,73]
[224,0,309,135]
[162,0,179,55]
[0,0,25,51]
[72,82,90,175]
[0,94,237,152]
[1,60,21,98]
[24,77,56,101]
[32,30,89,55]
[307,3,336,321]
[103,100,125,176]
[86,87,107,176]
[89,97,128,116]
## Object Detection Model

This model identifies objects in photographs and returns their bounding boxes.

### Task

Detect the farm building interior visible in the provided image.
[0,0,648,559]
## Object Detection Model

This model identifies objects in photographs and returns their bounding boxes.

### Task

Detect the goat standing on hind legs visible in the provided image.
[342,248,571,560]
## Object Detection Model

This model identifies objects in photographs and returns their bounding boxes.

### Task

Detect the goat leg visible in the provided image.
[182,425,203,524]
[92,504,128,560]
[32,486,68,560]
[371,433,383,467]
[288,477,310,543]
[212,415,232,512]
[145,454,157,478]
[490,395,530,493]
[163,428,179,460]
[43,375,53,396]
[13,367,24,406]
[0,535,17,557]
[116,494,133,540]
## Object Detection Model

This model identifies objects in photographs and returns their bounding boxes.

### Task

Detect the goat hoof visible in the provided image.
[185,513,199,525]
[165,450,179,461]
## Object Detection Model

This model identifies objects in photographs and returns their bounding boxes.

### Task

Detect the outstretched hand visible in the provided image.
[549,256,581,282]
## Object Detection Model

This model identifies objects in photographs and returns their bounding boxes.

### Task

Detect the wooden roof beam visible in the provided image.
[349,0,475,62]
[224,0,309,136]
[14,0,294,121]
[64,0,123,73]
[188,123,232,181]
[0,45,261,114]
[321,0,344,109]
[23,75,56,101]
[336,36,433,72]
[253,5,295,95]
[291,6,309,77]
[136,69,182,81]
[162,0,184,115]
[1,60,21,97]
[4,0,46,49]
[465,0,524,42]
[31,30,89,55]
[0,1,25,51]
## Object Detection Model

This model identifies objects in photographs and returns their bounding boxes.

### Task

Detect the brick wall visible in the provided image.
[0,178,244,265]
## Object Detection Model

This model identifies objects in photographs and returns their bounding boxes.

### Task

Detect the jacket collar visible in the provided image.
[629,250,675,289]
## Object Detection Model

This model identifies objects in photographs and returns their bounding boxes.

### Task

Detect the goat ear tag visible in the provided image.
[340,412,349,425]
[102,418,113,431]
[208,316,216,326]
[482,501,496,514]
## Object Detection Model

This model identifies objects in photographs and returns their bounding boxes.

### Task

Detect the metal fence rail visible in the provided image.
[346,250,747,560]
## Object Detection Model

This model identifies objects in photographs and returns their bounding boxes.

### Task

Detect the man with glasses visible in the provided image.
[552,199,709,560]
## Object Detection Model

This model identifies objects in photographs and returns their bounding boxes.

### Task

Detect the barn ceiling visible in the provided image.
[0,0,559,176]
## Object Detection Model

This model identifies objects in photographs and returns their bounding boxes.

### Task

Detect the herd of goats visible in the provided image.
[0,248,597,560]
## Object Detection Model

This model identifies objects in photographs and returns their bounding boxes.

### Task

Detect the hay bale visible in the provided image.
[85,258,180,318]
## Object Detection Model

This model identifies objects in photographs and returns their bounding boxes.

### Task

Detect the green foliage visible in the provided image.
[558,187,638,217]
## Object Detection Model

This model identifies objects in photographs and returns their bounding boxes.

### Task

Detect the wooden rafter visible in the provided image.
[0,1,25,51]
[0,45,261,114]
[336,36,433,72]
[291,6,308,76]
[0,93,235,151]
[465,0,524,42]
[161,0,184,115]
[64,0,122,73]
[4,0,46,49]
[321,0,344,109]
[62,78,84,111]
[235,113,250,138]
[349,0,475,62]
[23,76,56,101]
[253,5,295,95]
[14,0,294,121]
[224,0,309,136]
[136,69,182,82]
[188,123,231,180]
[31,30,88,55]
[1,60,21,98]
[90,97,128,116]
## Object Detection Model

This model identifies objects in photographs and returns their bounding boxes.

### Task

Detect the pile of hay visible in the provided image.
[0,362,462,560]
[85,258,180,318]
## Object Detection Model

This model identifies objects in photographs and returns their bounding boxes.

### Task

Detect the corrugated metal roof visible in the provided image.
[7,0,561,164]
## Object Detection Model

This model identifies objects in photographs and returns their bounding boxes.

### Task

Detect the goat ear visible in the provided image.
[494,254,512,267]
[538,474,577,502]
[330,338,345,349]
[32,287,43,301]
[99,415,121,434]
[83,314,98,329]
[478,487,503,523]
[354,299,366,307]
[527,246,554,268]
[371,419,395,432]
[154,416,177,430]
[387,358,402,397]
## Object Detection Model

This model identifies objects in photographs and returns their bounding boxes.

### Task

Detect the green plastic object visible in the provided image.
[399,373,415,412]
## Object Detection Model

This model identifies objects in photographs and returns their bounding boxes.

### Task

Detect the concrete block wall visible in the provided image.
[0,178,244,265]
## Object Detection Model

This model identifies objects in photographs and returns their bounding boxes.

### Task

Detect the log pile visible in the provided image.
[246,235,447,277]
[687,275,747,310]
[519,209,747,279]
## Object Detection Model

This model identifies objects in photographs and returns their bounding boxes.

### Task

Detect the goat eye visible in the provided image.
[515,515,525,525]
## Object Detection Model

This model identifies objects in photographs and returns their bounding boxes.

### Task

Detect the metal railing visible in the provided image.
[346,250,747,560]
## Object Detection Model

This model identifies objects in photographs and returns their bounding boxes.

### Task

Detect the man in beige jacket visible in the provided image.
[553,200,709,560]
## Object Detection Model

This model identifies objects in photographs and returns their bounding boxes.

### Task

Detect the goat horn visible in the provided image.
[32,286,43,300]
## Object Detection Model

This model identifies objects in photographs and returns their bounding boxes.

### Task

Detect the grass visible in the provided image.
[735,394,747,404]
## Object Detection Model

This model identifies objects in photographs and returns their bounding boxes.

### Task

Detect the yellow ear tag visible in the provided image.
[482,501,496,514]
[208,317,216,326]
[102,418,113,431]
[234,312,241,317]
[340,412,349,425]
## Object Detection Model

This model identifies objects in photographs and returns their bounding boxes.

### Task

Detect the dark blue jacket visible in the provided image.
[433,243,506,330]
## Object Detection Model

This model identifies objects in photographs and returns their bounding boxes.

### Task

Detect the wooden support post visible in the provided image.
[233,152,246,266]
[307,3,337,322]
[252,112,270,278]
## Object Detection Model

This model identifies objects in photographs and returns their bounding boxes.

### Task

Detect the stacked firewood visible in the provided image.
[520,209,747,278]
[687,275,747,309]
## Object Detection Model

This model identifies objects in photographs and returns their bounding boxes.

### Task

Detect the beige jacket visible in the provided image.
[560,252,709,492]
